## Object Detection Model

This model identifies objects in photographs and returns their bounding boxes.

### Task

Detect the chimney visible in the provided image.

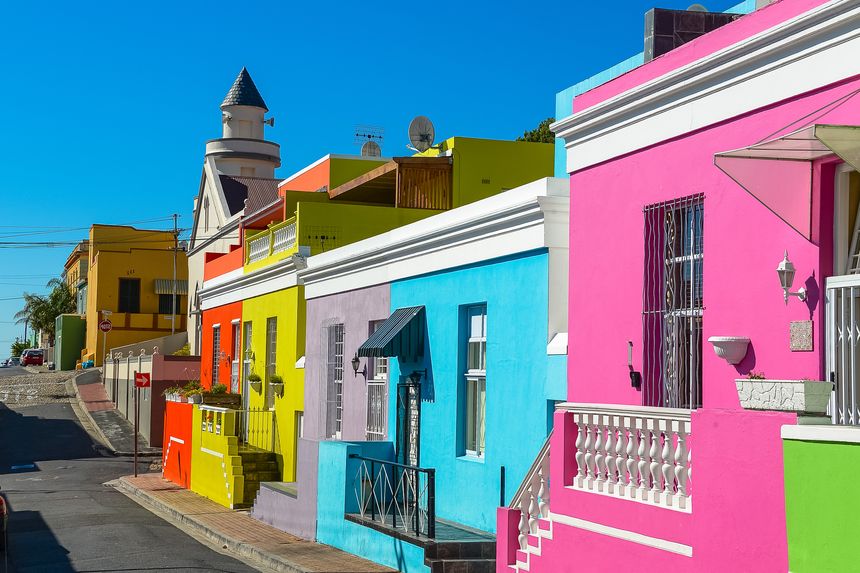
[644,6,742,62]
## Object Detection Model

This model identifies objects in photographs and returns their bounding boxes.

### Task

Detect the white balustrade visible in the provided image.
[565,404,692,511]
[247,233,271,263]
[512,434,552,550]
[272,220,297,253]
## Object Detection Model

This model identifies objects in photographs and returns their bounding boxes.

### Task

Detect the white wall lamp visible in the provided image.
[777,251,807,304]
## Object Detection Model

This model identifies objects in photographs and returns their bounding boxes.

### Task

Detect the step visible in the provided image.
[240,461,279,472]
[243,471,280,482]
[425,541,495,561]
[428,558,495,573]
[527,534,541,552]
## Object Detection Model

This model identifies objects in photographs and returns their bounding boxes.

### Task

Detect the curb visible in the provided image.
[110,477,312,573]
[67,373,163,459]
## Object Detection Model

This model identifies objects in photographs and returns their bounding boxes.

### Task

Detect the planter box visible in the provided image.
[735,379,833,414]
[201,393,242,408]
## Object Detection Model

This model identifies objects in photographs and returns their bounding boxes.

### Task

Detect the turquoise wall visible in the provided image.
[553,0,756,177]
[389,250,566,533]
[316,441,429,573]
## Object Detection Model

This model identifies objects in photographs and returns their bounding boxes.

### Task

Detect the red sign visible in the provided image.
[99,319,113,333]
[134,372,151,388]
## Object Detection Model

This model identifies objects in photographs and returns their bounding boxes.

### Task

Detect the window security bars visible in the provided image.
[827,276,860,425]
[326,324,345,439]
[396,381,421,467]
[211,326,221,385]
[643,196,704,409]
[366,320,388,441]
[350,454,436,538]
[266,317,277,409]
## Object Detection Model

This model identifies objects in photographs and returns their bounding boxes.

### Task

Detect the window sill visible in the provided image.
[457,453,485,464]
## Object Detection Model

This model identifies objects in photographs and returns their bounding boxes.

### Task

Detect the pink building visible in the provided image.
[498,1,860,571]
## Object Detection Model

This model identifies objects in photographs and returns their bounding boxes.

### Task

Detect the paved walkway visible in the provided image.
[114,473,395,573]
[71,370,161,456]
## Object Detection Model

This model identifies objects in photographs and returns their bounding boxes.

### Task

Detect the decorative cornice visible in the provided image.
[552,0,860,170]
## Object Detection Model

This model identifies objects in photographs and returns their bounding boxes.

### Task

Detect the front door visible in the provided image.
[396,380,420,467]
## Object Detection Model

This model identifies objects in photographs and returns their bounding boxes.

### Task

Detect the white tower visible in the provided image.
[204,67,280,178]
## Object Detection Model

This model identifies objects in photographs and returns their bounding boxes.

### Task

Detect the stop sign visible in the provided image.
[99,319,113,333]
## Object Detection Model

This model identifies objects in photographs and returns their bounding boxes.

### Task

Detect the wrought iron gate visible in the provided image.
[827,275,860,424]
[396,381,420,467]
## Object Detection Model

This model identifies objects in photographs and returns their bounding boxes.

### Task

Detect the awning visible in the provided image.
[357,306,425,359]
[154,279,189,295]
[714,124,860,239]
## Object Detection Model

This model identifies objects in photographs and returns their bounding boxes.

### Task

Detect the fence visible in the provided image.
[236,407,278,452]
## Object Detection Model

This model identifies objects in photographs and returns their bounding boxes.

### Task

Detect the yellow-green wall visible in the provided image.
[420,137,554,207]
[190,406,246,508]
[242,287,304,481]
[329,157,387,189]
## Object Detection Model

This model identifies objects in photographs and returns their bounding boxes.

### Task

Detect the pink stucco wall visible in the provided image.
[568,76,860,409]
[574,0,833,113]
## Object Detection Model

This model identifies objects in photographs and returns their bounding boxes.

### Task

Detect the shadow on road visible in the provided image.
[4,509,73,572]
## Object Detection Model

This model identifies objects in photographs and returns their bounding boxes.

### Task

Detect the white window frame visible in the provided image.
[464,305,487,457]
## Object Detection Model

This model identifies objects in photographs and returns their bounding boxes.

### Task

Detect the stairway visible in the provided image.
[509,516,553,572]
[424,540,496,573]
[237,447,279,508]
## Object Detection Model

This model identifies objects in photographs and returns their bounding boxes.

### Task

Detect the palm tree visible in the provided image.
[15,278,76,347]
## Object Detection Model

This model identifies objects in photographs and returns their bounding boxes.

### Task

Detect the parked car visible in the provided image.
[21,349,44,366]
[9,357,20,367]
[0,359,7,368]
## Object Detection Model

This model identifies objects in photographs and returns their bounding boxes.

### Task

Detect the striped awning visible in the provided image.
[154,279,188,295]
[358,306,425,359]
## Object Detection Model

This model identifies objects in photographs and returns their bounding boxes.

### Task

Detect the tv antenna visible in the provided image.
[407,116,435,153]
[355,125,384,155]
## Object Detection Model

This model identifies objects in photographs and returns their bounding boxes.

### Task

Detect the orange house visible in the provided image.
[200,245,244,391]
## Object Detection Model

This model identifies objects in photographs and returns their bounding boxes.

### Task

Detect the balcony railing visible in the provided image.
[350,454,436,538]
[511,431,551,550]
[246,218,297,264]
[247,233,270,263]
[272,219,297,254]
[563,403,692,511]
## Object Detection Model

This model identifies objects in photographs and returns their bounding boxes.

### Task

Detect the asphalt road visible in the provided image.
[0,368,27,379]
[0,380,261,572]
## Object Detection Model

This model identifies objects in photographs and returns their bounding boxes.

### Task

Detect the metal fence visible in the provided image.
[827,275,860,424]
[350,454,435,538]
[237,407,277,451]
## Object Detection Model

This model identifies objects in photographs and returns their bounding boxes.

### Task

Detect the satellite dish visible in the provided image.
[408,116,435,152]
[361,140,382,157]
[687,3,707,11]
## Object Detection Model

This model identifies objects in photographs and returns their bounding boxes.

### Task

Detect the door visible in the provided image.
[231,322,240,393]
[827,276,860,424]
[241,321,253,441]
[396,381,420,467]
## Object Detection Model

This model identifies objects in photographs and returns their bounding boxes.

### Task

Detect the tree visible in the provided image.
[14,278,76,347]
[516,117,556,144]
[10,339,27,357]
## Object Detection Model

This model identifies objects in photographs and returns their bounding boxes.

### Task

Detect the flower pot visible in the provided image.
[269,382,284,396]
[189,394,203,404]
[708,336,750,365]
[735,379,833,414]
[250,381,262,393]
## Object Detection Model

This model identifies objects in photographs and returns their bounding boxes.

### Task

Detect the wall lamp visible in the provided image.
[777,251,807,304]
[351,353,367,379]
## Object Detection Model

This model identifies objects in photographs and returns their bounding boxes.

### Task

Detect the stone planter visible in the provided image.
[735,379,833,414]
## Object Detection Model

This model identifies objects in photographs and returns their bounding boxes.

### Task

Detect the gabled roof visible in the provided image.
[221,67,268,111]
[218,175,279,217]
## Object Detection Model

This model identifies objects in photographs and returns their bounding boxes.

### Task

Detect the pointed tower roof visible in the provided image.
[221,67,268,111]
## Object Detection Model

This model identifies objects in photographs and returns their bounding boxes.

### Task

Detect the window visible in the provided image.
[118,278,140,313]
[325,323,345,439]
[265,318,277,409]
[158,294,182,315]
[643,196,703,409]
[204,197,210,233]
[231,322,241,393]
[212,326,221,385]
[464,305,487,456]
[366,320,388,441]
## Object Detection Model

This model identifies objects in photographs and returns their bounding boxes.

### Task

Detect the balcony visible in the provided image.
[245,218,297,265]
[328,157,453,209]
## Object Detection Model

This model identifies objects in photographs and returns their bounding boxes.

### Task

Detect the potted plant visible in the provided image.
[269,374,285,396]
[735,371,833,414]
[162,385,183,402]
[248,373,263,393]
[186,388,203,404]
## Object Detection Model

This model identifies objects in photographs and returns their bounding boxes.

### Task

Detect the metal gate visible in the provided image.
[396,381,420,467]
[827,275,860,424]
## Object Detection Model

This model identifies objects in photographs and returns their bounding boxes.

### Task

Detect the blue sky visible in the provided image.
[0,0,743,351]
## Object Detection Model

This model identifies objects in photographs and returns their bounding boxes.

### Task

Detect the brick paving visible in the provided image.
[75,376,115,411]
[117,473,395,573]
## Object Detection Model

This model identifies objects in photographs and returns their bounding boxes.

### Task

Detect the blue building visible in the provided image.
[305,178,569,571]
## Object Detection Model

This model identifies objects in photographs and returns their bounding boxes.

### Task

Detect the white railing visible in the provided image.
[511,432,551,550]
[564,403,691,511]
[247,233,271,263]
[272,220,297,254]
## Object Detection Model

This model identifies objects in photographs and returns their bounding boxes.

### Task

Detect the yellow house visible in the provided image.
[83,224,188,366]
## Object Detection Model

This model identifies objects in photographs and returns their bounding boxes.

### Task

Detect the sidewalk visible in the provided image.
[113,473,395,573]
[69,370,161,456]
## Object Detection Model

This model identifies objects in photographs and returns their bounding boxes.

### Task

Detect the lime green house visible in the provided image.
[195,139,552,506]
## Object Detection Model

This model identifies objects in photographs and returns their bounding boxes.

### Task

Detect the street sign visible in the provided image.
[134,372,151,388]
[99,320,113,333]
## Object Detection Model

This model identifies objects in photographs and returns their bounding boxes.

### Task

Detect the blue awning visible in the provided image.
[357,306,425,360]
